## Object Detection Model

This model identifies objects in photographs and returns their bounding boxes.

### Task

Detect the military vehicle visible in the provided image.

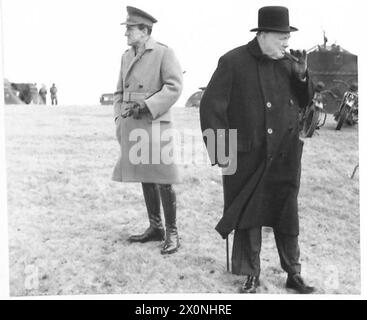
[307,36,358,114]
[100,93,114,105]
[185,35,358,115]
[185,87,206,108]
[3,79,22,104]
[334,81,358,130]
[3,79,39,104]
[300,81,327,138]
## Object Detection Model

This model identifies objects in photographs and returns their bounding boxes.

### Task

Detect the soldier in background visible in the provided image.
[50,83,58,105]
[39,84,47,104]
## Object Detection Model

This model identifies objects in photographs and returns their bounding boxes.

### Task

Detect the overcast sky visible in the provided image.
[1,0,364,105]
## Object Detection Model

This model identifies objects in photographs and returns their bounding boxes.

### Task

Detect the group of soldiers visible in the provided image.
[38,83,58,105]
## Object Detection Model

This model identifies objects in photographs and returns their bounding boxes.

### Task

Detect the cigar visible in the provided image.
[284,52,300,63]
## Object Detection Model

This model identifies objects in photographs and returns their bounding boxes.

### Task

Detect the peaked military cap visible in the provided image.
[121,6,157,27]
[250,6,298,33]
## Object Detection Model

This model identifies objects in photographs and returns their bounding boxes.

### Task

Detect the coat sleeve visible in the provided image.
[113,56,124,121]
[199,55,233,165]
[292,70,314,109]
[145,47,183,119]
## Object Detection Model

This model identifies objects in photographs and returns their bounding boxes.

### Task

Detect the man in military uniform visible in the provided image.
[200,6,315,293]
[50,83,58,105]
[112,6,183,254]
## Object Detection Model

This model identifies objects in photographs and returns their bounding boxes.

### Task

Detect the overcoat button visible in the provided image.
[266,102,272,108]
[125,84,130,88]
[290,99,294,105]
[139,85,143,88]
[267,128,273,134]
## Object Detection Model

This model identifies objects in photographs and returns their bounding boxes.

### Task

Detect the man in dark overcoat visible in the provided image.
[200,6,315,293]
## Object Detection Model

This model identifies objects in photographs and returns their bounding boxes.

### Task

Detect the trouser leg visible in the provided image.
[127,183,164,243]
[159,184,179,254]
[274,230,301,275]
[232,227,262,276]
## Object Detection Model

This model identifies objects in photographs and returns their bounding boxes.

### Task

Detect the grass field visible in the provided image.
[4,105,359,296]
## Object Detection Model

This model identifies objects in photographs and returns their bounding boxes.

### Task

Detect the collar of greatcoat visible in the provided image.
[247,36,269,60]
[248,36,289,63]
[127,36,157,56]
[144,36,156,51]
[124,37,157,82]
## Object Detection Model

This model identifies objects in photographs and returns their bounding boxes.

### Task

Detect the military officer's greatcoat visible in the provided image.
[113,37,183,184]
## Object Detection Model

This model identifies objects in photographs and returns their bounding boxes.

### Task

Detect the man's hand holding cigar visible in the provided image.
[286,49,308,81]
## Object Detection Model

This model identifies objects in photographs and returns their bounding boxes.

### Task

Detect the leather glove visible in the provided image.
[122,101,149,119]
[129,103,141,119]
[121,102,134,118]
[133,101,149,119]
[290,49,307,81]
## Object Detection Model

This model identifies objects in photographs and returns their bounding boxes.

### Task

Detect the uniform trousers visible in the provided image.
[231,227,301,276]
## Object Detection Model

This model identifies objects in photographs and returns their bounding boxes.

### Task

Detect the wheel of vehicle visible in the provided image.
[335,105,350,130]
[303,108,320,137]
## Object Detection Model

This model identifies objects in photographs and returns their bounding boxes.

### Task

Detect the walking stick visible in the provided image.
[226,236,229,272]
[351,164,359,179]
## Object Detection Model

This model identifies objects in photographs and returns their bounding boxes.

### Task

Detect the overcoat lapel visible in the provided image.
[123,38,156,84]
[123,49,138,83]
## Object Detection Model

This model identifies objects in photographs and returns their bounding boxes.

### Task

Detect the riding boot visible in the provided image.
[159,184,179,254]
[128,183,165,243]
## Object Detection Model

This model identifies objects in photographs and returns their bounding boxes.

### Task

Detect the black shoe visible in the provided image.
[159,184,179,255]
[286,273,315,294]
[239,276,260,294]
[161,230,179,254]
[128,227,165,243]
